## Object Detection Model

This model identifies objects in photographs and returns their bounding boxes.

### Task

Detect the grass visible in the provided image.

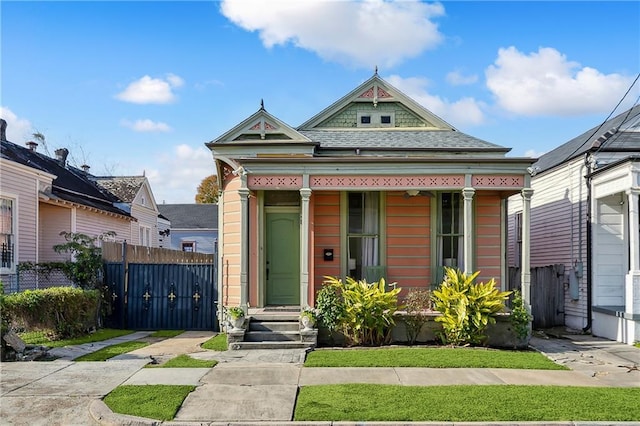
[635,342,640,349]
[201,333,227,351]
[19,328,134,348]
[146,354,217,368]
[305,347,567,370]
[295,384,640,422]
[75,340,149,361]
[150,330,184,338]
[104,385,195,421]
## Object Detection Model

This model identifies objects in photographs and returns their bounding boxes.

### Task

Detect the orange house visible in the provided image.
[207,74,535,317]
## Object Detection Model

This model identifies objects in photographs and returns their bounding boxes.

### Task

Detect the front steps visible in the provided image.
[227,311,317,350]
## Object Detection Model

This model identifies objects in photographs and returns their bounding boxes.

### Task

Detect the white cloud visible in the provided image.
[115,74,184,104]
[121,119,172,133]
[524,149,546,158]
[220,0,445,68]
[0,107,33,142]
[446,70,478,86]
[486,46,636,116]
[386,75,486,126]
[144,144,215,204]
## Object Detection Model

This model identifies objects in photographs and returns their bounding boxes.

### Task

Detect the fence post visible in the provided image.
[122,241,129,329]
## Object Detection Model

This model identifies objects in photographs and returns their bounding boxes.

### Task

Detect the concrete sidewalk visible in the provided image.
[2,331,639,426]
[93,333,639,425]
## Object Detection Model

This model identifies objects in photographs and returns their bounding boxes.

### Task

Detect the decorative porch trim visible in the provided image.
[310,175,465,189]
[472,175,524,188]
[246,174,526,190]
[248,175,303,189]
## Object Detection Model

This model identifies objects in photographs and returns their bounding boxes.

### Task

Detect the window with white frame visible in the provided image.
[514,211,523,268]
[437,192,464,272]
[347,192,381,281]
[181,241,195,252]
[1,198,15,272]
[139,225,151,247]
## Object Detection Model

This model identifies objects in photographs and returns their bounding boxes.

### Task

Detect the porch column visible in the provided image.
[462,187,476,274]
[238,185,250,313]
[625,189,640,325]
[520,188,534,312]
[627,189,639,272]
[300,186,312,308]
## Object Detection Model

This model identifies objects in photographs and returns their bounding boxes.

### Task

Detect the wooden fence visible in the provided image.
[102,241,214,264]
[508,264,565,329]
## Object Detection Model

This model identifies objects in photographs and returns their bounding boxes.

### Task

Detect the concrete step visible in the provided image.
[249,321,300,333]
[244,331,301,342]
[249,313,299,322]
[229,340,315,350]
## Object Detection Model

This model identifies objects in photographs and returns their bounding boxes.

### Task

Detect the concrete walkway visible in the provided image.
[1,331,639,426]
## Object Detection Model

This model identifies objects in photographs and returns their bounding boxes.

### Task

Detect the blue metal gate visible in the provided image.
[103,262,217,331]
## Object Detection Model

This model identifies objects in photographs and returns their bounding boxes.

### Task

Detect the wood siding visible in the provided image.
[386,192,430,292]
[475,192,502,286]
[76,208,131,243]
[221,177,242,306]
[39,203,72,262]
[0,161,45,268]
[312,191,340,294]
[594,195,625,306]
[508,158,588,328]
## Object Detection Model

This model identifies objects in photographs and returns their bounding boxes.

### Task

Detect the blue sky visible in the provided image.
[2,1,639,204]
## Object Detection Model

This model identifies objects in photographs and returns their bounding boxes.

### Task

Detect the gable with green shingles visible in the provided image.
[316,102,430,128]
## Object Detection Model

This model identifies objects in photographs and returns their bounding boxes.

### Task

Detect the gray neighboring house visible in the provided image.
[157,204,218,254]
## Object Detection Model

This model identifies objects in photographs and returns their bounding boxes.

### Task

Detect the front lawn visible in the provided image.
[295,384,640,422]
[20,328,134,348]
[305,347,566,369]
[145,354,217,368]
[201,333,227,351]
[75,341,149,361]
[104,385,195,421]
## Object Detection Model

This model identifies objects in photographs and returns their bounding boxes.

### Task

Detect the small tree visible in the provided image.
[195,174,219,204]
[53,231,113,290]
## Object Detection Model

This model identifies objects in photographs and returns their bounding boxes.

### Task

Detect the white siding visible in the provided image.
[508,157,589,328]
[593,195,625,306]
[130,183,160,247]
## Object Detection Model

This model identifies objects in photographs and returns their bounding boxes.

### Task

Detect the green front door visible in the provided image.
[266,211,300,305]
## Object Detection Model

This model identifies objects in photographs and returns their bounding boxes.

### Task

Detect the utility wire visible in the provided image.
[560,72,640,163]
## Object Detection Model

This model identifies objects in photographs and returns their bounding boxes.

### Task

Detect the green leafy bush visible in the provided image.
[509,290,532,340]
[403,288,432,345]
[315,280,345,336]
[1,287,100,339]
[322,276,401,346]
[431,268,510,346]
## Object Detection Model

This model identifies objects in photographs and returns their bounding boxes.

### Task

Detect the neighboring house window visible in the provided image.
[0,198,15,272]
[347,192,381,281]
[181,241,195,252]
[514,212,523,268]
[139,225,151,247]
[437,192,463,272]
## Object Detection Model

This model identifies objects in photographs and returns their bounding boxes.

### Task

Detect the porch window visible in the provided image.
[437,192,463,276]
[0,198,15,271]
[514,211,523,267]
[181,241,195,252]
[347,192,382,281]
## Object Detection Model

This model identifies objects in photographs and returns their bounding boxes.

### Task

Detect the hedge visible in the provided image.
[1,287,100,339]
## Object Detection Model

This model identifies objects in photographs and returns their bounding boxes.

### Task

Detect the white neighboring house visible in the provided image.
[508,105,640,344]
[94,176,161,247]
